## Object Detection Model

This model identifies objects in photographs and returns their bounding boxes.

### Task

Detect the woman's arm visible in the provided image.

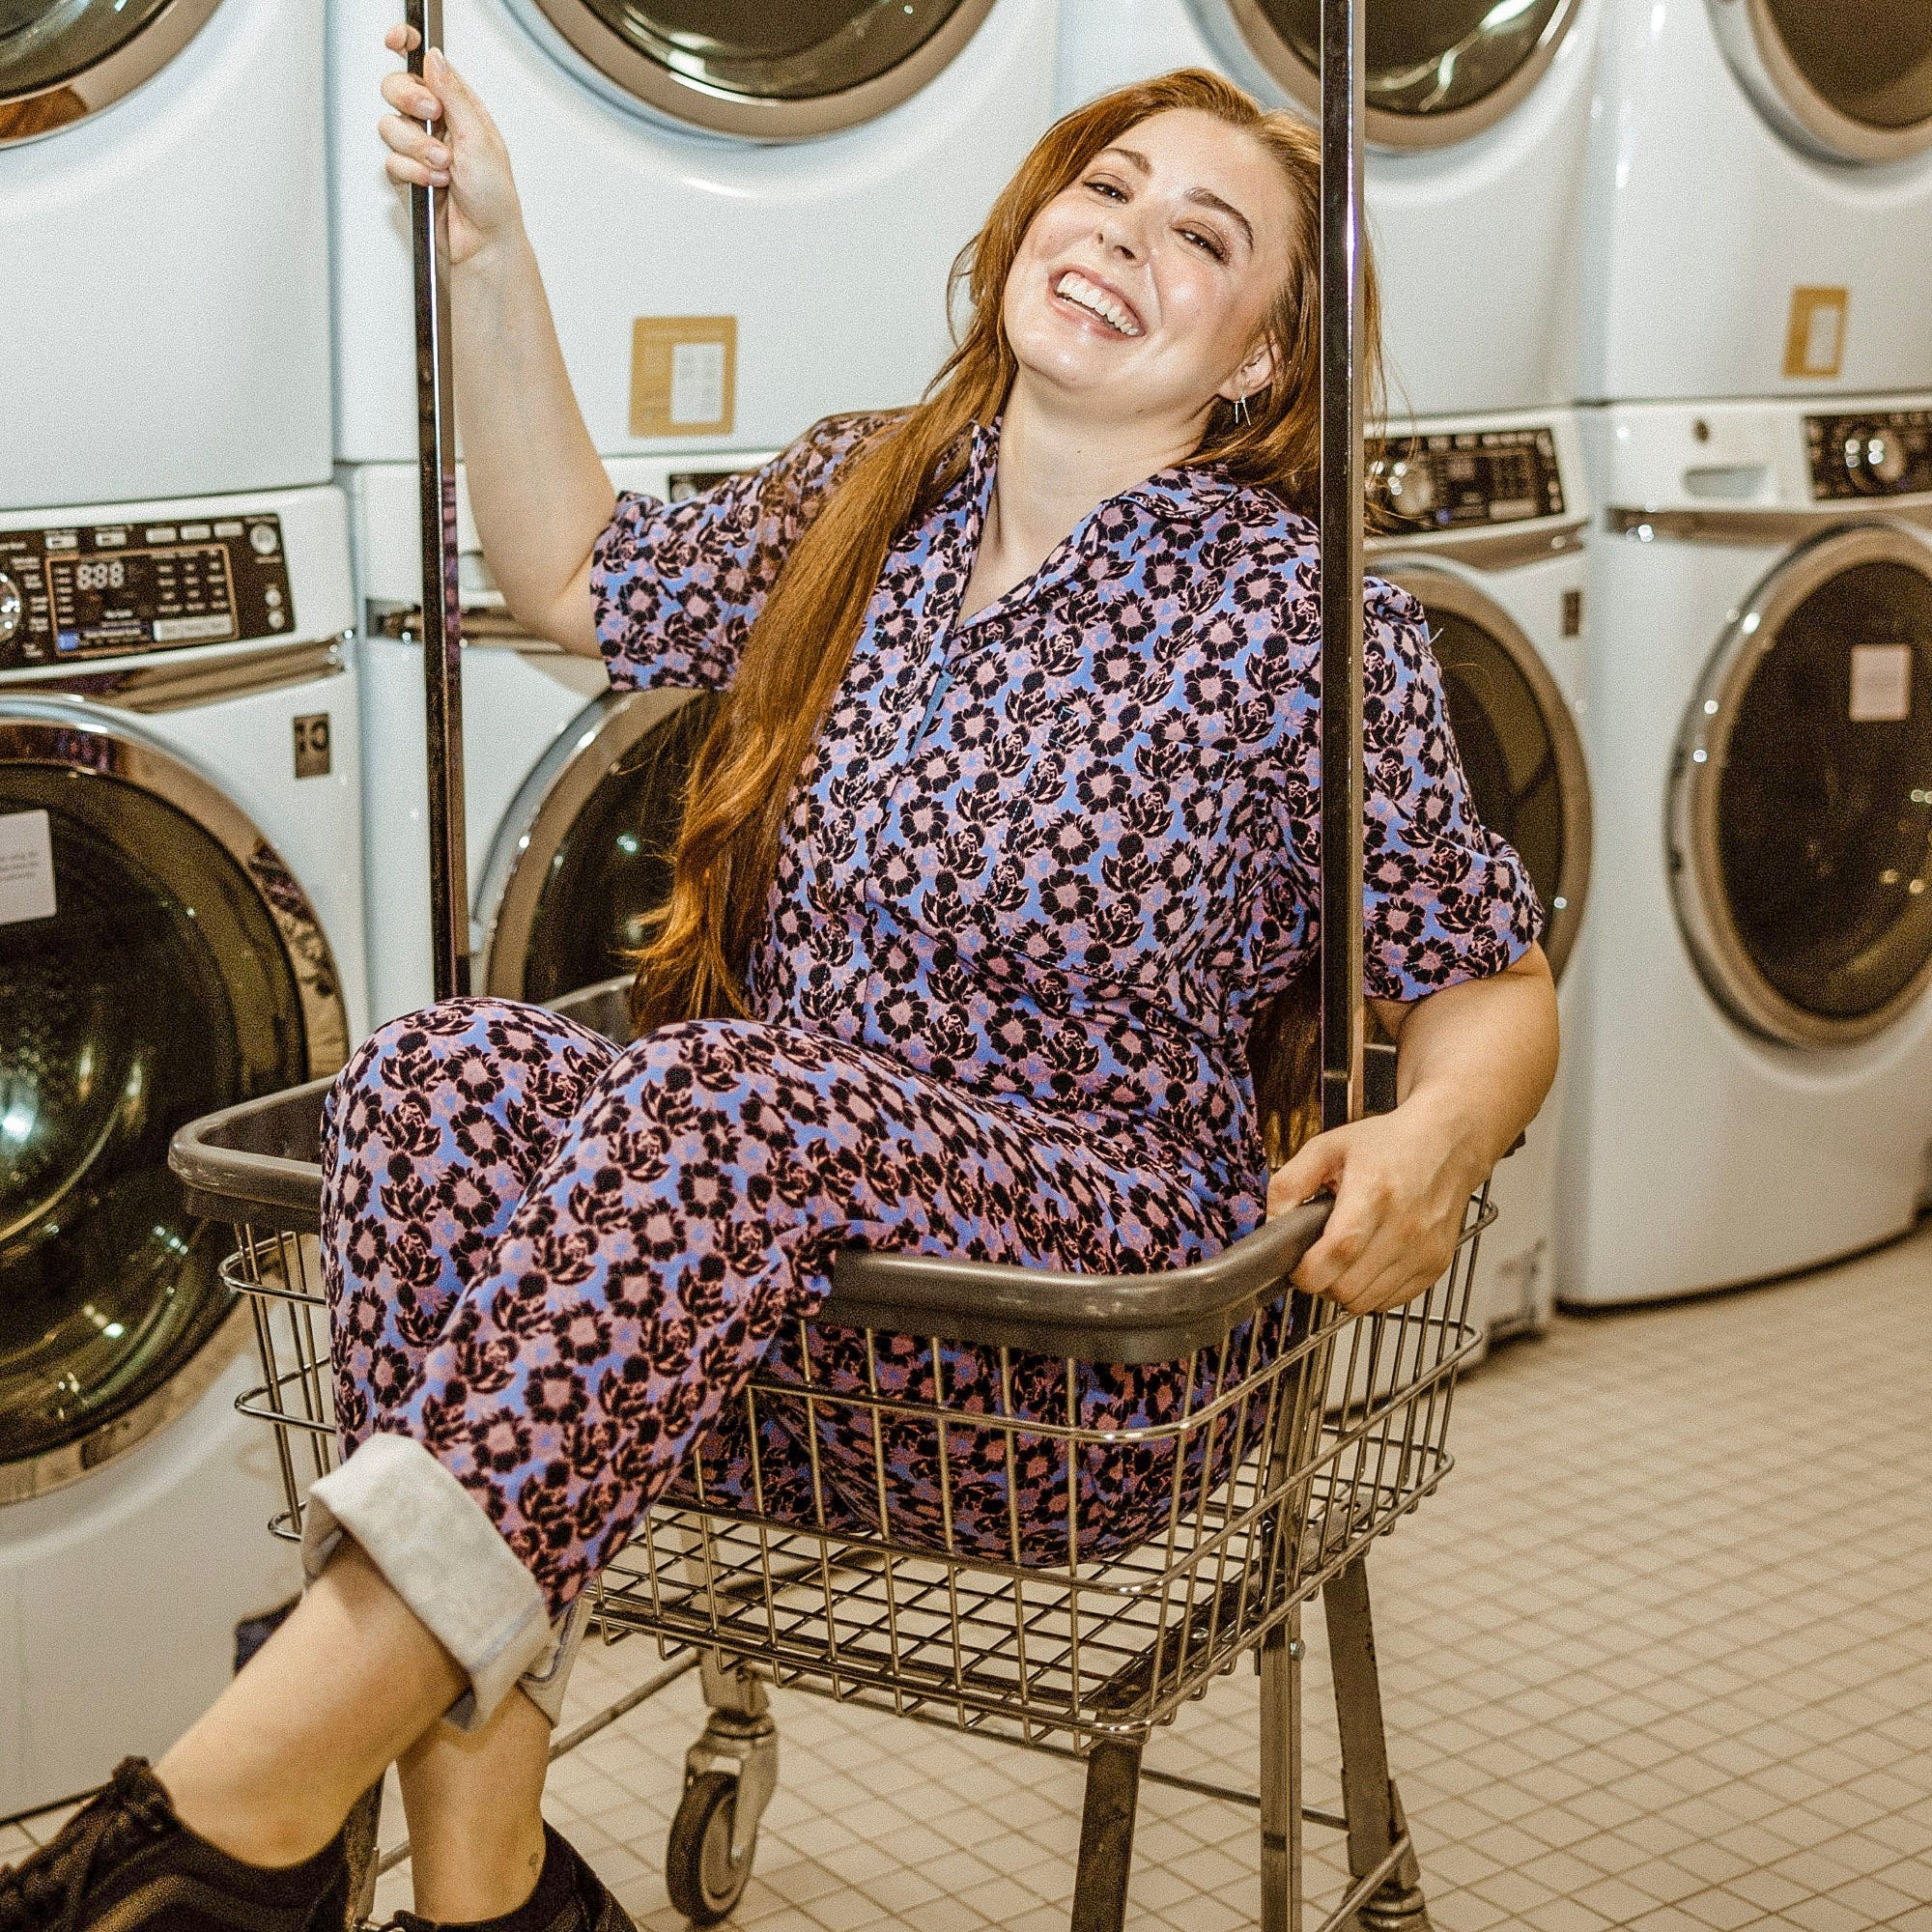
[379,31,611,657]
[1266,941,1559,1314]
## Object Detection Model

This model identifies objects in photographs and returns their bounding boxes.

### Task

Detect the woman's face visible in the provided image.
[1003,108,1294,431]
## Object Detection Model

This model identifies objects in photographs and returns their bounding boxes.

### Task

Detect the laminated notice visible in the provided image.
[0,809,56,927]
[631,316,736,439]
[1850,644,1912,724]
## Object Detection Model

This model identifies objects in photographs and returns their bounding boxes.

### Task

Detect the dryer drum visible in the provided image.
[0,710,345,1500]
[1386,563,1592,981]
[1707,0,1932,166]
[1671,524,1932,1049]
[475,685,721,1004]
[512,0,1001,138]
[1208,0,1584,149]
[0,0,223,147]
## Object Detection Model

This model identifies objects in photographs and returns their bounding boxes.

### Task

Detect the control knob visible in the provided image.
[1385,455,1437,522]
[0,571,20,647]
[1844,424,1909,493]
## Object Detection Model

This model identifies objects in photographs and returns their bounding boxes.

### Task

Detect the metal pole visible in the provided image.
[1319,0,1366,1134]
[406,0,469,1002]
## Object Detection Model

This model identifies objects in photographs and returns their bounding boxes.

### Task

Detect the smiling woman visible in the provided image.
[0,49,1560,1932]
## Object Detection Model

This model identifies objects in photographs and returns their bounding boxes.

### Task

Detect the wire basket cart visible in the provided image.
[171,979,1491,1932]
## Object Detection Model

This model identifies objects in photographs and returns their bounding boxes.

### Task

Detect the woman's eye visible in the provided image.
[1084,177,1126,201]
[1181,227,1228,261]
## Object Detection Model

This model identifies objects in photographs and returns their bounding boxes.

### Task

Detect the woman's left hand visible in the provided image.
[1266,1098,1488,1315]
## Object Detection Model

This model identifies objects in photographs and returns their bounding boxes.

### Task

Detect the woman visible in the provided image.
[2,38,1556,1932]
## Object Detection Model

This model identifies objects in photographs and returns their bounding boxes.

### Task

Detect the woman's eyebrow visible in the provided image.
[1182,187,1254,249]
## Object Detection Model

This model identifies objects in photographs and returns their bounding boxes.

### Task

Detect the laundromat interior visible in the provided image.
[4,4,1932,1931]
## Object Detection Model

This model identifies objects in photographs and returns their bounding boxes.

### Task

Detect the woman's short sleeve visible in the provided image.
[1352,582,1545,1001]
[590,412,888,693]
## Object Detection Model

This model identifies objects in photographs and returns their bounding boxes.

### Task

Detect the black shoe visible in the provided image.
[388,1826,635,1932]
[0,1759,350,1932]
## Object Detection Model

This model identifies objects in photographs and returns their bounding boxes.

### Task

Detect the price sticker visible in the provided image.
[1850,644,1912,724]
[0,809,56,927]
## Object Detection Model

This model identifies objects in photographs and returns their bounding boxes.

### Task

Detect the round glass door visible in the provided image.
[1,713,339,1498]
[1671,526,1932,1048]
[1210,0,1584,149]
[1388,565,1591,977]
[515,0,1001,138]
[1,0,223,147]
[1709,0,1932,164]
[479,688,720,1003]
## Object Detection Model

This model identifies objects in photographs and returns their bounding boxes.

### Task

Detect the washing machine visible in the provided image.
[1579,1,1932,404]
[1367,411,1593,1345]
[0,0,330,510]
[0,486,362,1813]
[328,0,1057,467]
[1560,397,1932,1306]
[352,456,766,1024]
[1055,0,1599,417]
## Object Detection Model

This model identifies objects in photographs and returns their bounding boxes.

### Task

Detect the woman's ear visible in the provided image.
[1219,337,1279,407]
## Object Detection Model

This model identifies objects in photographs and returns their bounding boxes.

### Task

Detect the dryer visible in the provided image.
[1369,410,1593,1347]
[353,456,763,1026]
[0,0,330,509]
[328,0,1058,466]
[0,486,362,1812]
[1579,0,1932,404]
[1562,397,1932,1305]
[1055,0,1599,416]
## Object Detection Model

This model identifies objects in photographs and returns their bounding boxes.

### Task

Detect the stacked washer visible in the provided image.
[341,1,1058,1027]
[1055,4,1600,1349]
[1564,5,1932,1304]
[0,0,355,1814]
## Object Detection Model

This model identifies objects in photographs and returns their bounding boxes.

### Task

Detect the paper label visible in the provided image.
[669,341,726,426]
[0,809,57,927]
[1783,286,1848,382]
[630,316,736,439]
[1850,643,1912,723]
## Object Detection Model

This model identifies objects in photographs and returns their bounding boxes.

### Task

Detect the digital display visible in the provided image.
[48,544,236,651]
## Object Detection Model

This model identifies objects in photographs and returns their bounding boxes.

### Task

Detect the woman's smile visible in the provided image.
[1049,267,1147,337]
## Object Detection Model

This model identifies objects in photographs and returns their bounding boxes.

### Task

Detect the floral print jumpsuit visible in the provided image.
[321,414,1541,1628]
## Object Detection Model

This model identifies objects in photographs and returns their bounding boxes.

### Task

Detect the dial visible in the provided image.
[0,571,20,646]
[1843,424,1909,493]
[1386,455,1437,520]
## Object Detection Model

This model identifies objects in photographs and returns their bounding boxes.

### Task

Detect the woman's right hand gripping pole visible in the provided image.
[375,26,615,659]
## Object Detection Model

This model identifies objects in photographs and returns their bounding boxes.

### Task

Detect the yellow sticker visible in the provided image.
[630,317,737,439]
[1783,286,1848,382]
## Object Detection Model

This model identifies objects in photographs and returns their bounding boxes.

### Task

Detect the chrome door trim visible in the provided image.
[0,0,224,149]
[1201,0,1584,151]
[0,697,350,1497]
[475,684,707,997]
[1706,0,1932,166]
[1668,521,1932,1048]
[0,636,348,714]
[1380,562,1592,980]
[512,0,1000,141]
[1606,503,1932,546]
[1370,518,1586,573]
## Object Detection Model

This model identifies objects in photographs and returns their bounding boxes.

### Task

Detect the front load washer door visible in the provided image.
[1671,524,1932,1049]
[0,0,223,146]
[1385,563,1592,978]
[511,0,1001,138]
[0,705,346,1501]
[1707,0,1932,166]
[476,686,720,1004]
[1203,0,1584,150]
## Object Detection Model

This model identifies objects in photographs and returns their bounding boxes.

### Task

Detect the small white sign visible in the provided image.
[1850,643,1913,724]
[668,340,726,427]
[152,612,236,643]
[0,809,56,927]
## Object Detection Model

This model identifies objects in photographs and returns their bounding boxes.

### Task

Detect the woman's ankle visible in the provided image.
[150,1747,347,1869]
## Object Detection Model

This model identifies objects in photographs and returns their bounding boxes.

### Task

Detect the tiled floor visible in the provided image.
[10,1225,1931,1930]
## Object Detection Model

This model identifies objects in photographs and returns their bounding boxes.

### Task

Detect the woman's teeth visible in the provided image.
[1055,270,1143,337]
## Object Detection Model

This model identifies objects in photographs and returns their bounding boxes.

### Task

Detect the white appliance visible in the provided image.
[328,0,1058,466]
[1561,397,1932,1305]
[1055,0,1599,417]
[0,0,331,510]
[1368,411,1593,1347]
[354,456,765,1025]
[0,486,363,1812]
[1579,0,1932,404]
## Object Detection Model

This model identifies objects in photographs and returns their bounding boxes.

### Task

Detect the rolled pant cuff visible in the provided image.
[302,1432,553,1731]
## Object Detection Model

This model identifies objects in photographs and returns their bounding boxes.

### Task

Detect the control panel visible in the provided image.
[1372,425,1565,536]
[0,515,293,670]
[1807,410,1932,500]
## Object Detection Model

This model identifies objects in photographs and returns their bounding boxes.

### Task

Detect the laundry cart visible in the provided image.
[170,978,1491,1932]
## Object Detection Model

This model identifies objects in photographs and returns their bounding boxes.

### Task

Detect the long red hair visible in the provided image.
[629,69,1385,1161]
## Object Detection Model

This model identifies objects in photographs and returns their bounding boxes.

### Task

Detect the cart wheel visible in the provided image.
[666,1770,756,1926]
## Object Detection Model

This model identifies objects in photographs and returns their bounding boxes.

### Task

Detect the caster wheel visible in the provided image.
[667,1770,757,1926]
